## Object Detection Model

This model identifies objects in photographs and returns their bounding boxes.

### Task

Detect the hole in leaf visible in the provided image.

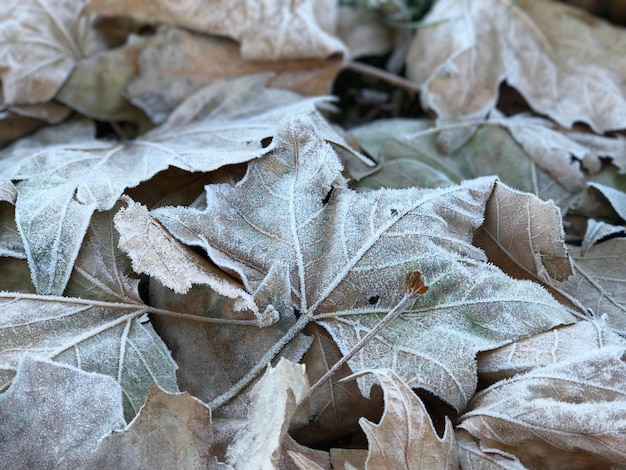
[368,295,380,305]
[322,187,333,205]
[261,136,273,148]
[390,208,398,217]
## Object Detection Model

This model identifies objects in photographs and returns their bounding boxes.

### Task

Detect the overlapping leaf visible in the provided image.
[407,0,626,150]
[0,75,332,295]
[0,207,178,418]
[153,116,575,411]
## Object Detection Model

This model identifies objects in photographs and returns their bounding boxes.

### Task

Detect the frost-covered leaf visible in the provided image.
[0,75,330,295]
[226,358,310,469]
[0,356,126,469]
[154,116,575,411]
[582,219,626,253]
[586,182,626,222]
[350,118,577,210]
[0,0,106,105]
[550,239,626,332]
[474,181,572,283]
[0,207,178,418]
[407,0,626,150]
[83,0,346,60]
[89,386,214,469]
[455,429,528,470]
[460,346,626,467]
[477,320,626,384]
[355,369,458,470]
[0,179,23,258]
[114,197,273,324]
[127,26,342,124]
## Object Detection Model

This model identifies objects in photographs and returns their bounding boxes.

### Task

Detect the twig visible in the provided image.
[310,271,428,393]
[346,61,421,94]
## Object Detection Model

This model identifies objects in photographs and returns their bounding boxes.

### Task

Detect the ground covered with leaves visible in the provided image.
[3,0,626,469]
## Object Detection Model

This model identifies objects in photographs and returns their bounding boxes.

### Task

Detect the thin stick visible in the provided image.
[345,61,421,93]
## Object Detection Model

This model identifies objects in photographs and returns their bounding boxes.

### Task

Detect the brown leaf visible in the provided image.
[0,0,106,105]
[114,197,274,325]
[127,26,342,124]
[473,180,572,283]
[455,429,528,470]
[407,0,626,150]
[355,369,458,470]
[460,346,626,467]
[477,320,626,385]
[89,386,214,469]
[83,0,346,60]
[226,358,310,469]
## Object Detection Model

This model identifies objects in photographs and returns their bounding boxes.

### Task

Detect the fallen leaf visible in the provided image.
[0,206,179,418]
[0,355,126,469]
[336,6,393,59]
[473,181,572,283]
[114,197,272,324]
[477,320,626,385]
[407,0,626,150]
[329,449,368,470]
[127,26,342,124]
[586,182,626,221]
[154,116,575,411]
[83,0,346,60]
[226,358,310,469]
[88,386,214,469]
[550,239,626,332]
[455,429,528,470]
[0,0,106,105]
[581,219,626,252]
[355,369,458,470]
[460,346,626,468]
[351,118,578,210]
[0,75,330,295]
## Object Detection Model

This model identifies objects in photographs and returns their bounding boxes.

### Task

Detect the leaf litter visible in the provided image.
[3,0,626,468]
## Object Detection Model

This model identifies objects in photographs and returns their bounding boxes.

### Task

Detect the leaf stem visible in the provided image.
[206,312,312,410]
[345,61,421,93]
[310,290,417,394]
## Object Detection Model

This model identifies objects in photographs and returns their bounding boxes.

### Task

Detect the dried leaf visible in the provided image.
[582,219,626,253]
[0,206,179,418]
[460,346,626,467]
[89,386,214,469]
[407,0,626,149]
[0,0,106,105]
[127,26,342,124]
[0,356,125,469]
[226,358,310,469]
[0,180,24,259]
[587,182,626,221]
[114,197,273,325]
[0,75,329,295]
[83,0,346,60]
[154,116,575,411]
[355,369,458,470]
[351,118,578,210]
[455,429,528,470]
[550,239,626,332]
[336,6,393,59]
[477,320,626,385]
[473,181,572,283]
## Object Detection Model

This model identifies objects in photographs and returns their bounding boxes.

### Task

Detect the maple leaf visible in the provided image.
[0,356,126,468]
[407,0,626,150]
[0,0,107,105]
[83,0,346,60]
[0,206,178,418]
[0,75,331,295]
[150,116,575,411]
[355,369,458,469]
[459,346,626,467]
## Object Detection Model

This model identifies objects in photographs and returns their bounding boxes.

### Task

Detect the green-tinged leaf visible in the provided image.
[0,206,178,419]
[0,356,126,468]
[154,116,575,411]
[350,118,577,210]
[0,74,334,295]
